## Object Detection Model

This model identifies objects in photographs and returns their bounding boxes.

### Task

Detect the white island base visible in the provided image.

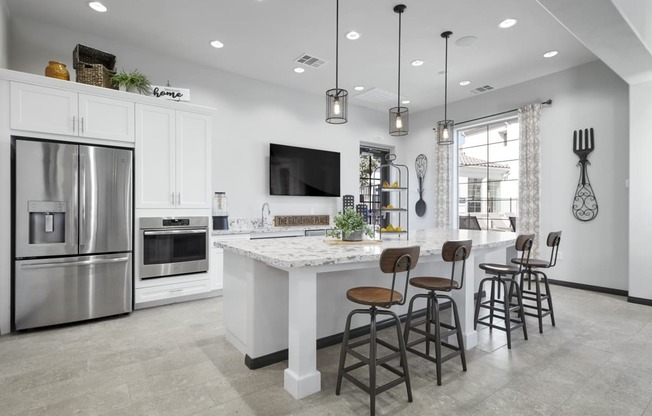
[220,229,516,399]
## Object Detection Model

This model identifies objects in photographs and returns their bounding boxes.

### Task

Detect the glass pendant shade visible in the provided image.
[436,119,454,145]
[389,106,409,136]
[326,88,348,124]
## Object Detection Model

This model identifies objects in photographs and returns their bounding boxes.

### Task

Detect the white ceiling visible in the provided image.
[5,0,598,113]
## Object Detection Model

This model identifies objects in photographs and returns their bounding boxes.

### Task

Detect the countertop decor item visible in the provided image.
[415,154,427,216]
[436,31,454,145]
[111,69,152,94]
[389,4,409,136]
[325,0,348,124]
[326,208,374,241]
[45,61,70,80]
[572,127,598,221]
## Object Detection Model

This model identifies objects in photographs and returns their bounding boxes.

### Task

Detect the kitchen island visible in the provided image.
[217,228,516,399]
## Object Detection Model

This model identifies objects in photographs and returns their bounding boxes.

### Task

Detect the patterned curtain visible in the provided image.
[434,142,453,228]
[517,103,541,256]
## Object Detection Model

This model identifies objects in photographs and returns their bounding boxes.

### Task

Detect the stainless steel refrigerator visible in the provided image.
[13,139,133,330]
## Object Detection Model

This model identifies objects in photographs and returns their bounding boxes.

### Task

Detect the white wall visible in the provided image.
[629,79,652,300]
[8,15,399,221]
[0,0,8,68]
[406,61,629,291]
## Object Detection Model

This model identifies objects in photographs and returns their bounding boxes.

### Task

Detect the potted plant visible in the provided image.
[111,69,151,94]
[326,208,375,241]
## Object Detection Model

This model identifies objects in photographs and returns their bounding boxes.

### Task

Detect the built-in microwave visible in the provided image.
[138,217,208,279]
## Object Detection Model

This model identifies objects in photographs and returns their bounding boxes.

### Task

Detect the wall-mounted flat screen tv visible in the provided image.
[269,143,341,197]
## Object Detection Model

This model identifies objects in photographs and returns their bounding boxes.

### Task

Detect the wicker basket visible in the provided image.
[73,44,117,89]
[75,63,117,89]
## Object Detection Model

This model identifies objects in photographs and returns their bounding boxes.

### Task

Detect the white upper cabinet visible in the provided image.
[10,82,135,143]
[135,104,211,209]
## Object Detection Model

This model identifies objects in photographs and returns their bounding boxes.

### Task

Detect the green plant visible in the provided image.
[326,208,375,239]
[111,69,151,94]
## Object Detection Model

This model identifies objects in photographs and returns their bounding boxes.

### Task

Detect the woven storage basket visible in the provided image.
[75,63,117,89]
[73,44,117,89]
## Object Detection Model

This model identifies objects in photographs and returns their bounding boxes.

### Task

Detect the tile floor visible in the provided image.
[1,285,652,415]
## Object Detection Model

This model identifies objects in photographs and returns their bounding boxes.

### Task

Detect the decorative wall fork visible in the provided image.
[572,128,598,221]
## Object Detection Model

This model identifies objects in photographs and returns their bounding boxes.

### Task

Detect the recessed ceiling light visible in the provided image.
[354,86,365,91]
[210,40,224,49]
[346,31,361,40]
[293,67,305,73]
[401,100,410,104]
[455,36,477,47]
[88,1,107,12]
[411,59,424,67]
[499,18,517,28]
[543,50,558,58]
[459,80,471,86]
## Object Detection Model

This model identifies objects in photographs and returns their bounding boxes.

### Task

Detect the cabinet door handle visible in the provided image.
[171,192,175,206]
[72,116,76,133]
[81,117,84,134]
[177,192,181,206]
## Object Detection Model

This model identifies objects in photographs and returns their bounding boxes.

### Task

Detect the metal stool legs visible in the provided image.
[336,307,412,416]
[519,269,556,333]
[404,292,467,385]
[474,274,528,349]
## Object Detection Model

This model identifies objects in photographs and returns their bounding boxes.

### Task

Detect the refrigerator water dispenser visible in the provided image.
[28,201,66,244]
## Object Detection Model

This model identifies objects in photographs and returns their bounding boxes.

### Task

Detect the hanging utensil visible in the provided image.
[571,128,598,221]
[415,154,427,217]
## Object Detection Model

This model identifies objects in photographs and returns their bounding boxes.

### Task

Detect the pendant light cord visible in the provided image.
[397,10,402,110]
[335,0,339,94]
[444,33,448,121]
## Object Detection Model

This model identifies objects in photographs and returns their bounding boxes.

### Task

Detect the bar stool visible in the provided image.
[336,246,420,416]
[512,231,561,333]
[403,240,472,386]
[474,234,533,349]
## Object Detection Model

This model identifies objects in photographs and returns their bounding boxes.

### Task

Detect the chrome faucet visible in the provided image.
[261,202,271,227]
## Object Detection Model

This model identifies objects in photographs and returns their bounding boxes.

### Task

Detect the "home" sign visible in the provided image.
[151,85,190,102]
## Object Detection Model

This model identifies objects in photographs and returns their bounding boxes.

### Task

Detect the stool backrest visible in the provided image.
[514,234,534,273]
[546,231,562,268]
[379,246,421,306]
[442,240,472,291]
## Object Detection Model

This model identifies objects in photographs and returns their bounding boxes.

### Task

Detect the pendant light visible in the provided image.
[326,0,348,124]
[389,4,408,136]
[436,31,454,145]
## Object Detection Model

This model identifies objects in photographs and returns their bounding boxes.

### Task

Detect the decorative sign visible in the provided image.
[151,85,190,102]
[274,215,330,227]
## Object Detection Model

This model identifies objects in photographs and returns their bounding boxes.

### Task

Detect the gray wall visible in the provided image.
[0,0,8,68]
[405,60,629,291]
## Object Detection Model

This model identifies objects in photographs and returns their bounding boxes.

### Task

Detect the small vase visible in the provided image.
[45,61,70,81]
[342,230,363,241]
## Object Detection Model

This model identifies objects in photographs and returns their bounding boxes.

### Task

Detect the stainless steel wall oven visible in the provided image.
[139,217,208,279]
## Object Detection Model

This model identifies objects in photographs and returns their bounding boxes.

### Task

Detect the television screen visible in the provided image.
[269,143,341,197]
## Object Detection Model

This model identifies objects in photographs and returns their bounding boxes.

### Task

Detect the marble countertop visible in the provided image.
[215,228,516,268]
[212,225,329,237]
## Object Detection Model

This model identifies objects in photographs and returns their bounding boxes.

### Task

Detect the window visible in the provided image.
[458,117,519,231]
[359,146,390,225]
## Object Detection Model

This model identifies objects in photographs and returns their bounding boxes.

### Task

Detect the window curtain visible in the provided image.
[434,143,452,228]
[517,103,541,256]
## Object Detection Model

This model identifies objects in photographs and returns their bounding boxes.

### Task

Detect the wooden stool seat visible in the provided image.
[346,287,403,307]
[479,263,521,275]
[511,258,550,268]
[408,276,460,291]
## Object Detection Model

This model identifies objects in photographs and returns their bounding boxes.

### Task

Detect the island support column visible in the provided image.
[284,268,321,398]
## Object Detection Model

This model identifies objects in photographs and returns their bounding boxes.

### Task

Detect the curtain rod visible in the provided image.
[455,99,552,127]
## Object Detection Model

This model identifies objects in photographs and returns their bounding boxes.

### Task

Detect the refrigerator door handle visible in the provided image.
[19,256,131,270]
[79,153,86,247]
[71,151,79,248]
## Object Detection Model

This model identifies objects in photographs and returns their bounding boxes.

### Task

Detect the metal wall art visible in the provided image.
[572,128,598,221]
[415,154,427,216]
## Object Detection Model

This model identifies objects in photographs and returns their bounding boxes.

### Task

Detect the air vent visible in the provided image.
[353,87,400,105]
[470,85,495,94]
[295,54,327,68]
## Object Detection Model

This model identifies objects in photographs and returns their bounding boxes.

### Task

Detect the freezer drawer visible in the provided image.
[15,253,132,330]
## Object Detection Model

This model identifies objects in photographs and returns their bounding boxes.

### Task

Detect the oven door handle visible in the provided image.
[143,229,207,236]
